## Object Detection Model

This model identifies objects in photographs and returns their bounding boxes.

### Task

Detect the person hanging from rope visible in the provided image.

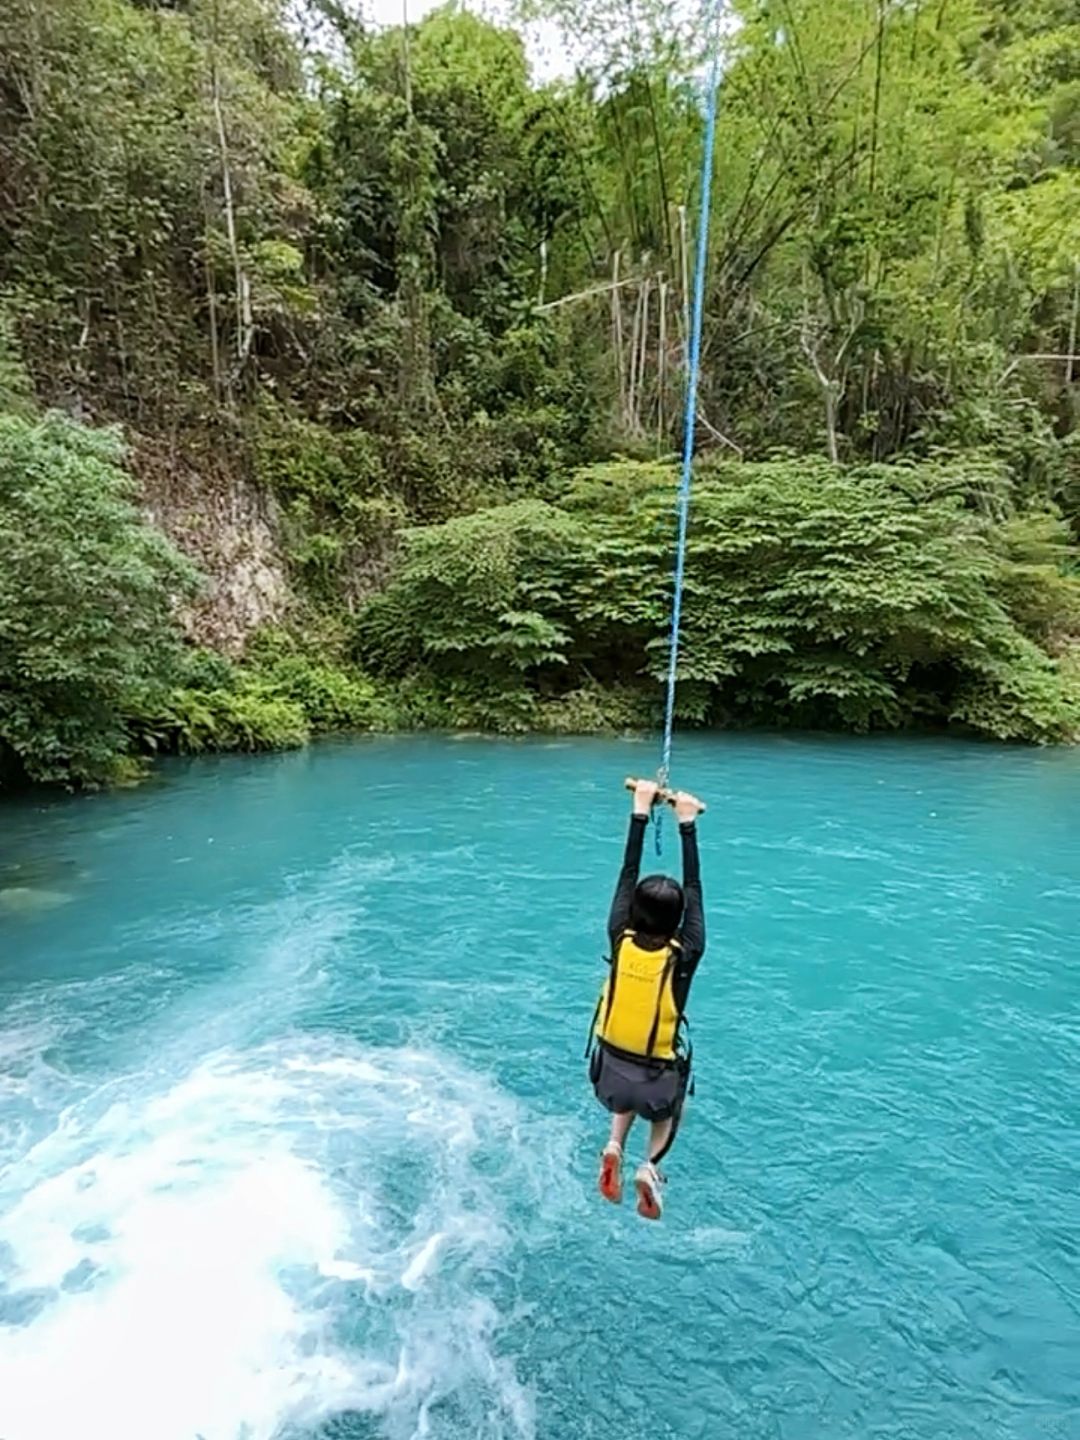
[587,777,706,1220]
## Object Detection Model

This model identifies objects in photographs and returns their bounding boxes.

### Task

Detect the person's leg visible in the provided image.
[635,1126,668,1220]
[636,1102,679,1221]
[647,1117,672,1163]
[599,1111,634,1203]
[610,1111,635,1150]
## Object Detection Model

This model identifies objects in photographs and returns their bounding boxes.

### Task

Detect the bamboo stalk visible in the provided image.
[657,277,668,450]
[611,250,625,423]
[638,276,651,436]
[535,276,639,313]
[205,256,221,394]
[209,4,249,382]
[678,204,690,360]
[999,353,1080,385]
[627,279,645,433]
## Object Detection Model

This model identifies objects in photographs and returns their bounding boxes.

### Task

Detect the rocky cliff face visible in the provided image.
[138,443,291,656]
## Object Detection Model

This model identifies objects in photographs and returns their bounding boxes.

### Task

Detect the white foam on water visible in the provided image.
[0,1038,537,1440]
[684,1224,755,1253]
[0,886,72,916]
[401,1231,447,1292]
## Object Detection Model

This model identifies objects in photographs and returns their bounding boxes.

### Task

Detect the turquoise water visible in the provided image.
[1,734,1079,1440]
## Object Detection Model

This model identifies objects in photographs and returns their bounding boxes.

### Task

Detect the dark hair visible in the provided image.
[630,874,684,938]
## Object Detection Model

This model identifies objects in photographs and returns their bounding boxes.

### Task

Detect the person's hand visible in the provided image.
[673,790,704,824]
[632,778,660,815]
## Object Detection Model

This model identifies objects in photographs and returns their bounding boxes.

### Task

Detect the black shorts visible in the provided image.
[591,1045,686,1122]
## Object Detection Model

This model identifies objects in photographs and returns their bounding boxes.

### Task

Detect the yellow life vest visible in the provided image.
[595,930,682,1061]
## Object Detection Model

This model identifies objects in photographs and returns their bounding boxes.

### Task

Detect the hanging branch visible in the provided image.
[721,19,888,298]
[608,93,644,255]
[697,407,743,456]
[547,99,615,258]
[643,77,675,264]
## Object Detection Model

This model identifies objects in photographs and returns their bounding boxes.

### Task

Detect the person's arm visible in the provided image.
[607,779,658,943]
[674,791,706,963]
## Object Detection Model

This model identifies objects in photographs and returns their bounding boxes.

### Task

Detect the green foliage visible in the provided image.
[355,499,584,679]
[128,645,383,753]
[129,685,309,756]
[359,458,1080,743]
[254,656,381,732]
[0,413,199,786]
[176,647,241,693]
[534,682,651,735]
[0,308,33,415]
[990,511,1080,642]
[3,0,1080,773]
[949,639,1080,744]
[255,413,385,507]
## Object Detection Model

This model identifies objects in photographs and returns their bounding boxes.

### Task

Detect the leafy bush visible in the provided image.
[358,670,538,734]
[989,512,1080,645]
[256,411,404,600]
[356,457,1080,743]
[0,413,199,786]
[535,683,651,735]
[950,640,1080,743]
[256,656,382,732]
[128,685,309,756]
[255,412,386,507]
[355,498,584,679]
[176,647,241,693]
[0,309,33,416]
[128,642,385,754]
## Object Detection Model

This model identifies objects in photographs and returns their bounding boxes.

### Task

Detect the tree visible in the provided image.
[0,414,199,785]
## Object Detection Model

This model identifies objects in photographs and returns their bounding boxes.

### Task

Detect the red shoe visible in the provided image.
[634,1161,666,1221]
[598,1141,623,1204]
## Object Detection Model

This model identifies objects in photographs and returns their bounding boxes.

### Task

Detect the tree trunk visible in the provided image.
[205,247,222,397]
[824,383,840,464]
[209,17,250,384]
[537,238,548,306]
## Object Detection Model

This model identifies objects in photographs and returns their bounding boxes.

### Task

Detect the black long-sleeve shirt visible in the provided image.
[607,814,705,1013]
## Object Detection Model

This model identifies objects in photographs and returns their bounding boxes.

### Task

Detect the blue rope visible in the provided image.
[655,24,722,854]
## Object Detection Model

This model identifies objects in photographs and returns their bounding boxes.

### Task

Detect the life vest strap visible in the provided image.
[596,1038,679,1071]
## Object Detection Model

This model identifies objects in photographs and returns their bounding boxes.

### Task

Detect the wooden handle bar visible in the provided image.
[624,776,707,813]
